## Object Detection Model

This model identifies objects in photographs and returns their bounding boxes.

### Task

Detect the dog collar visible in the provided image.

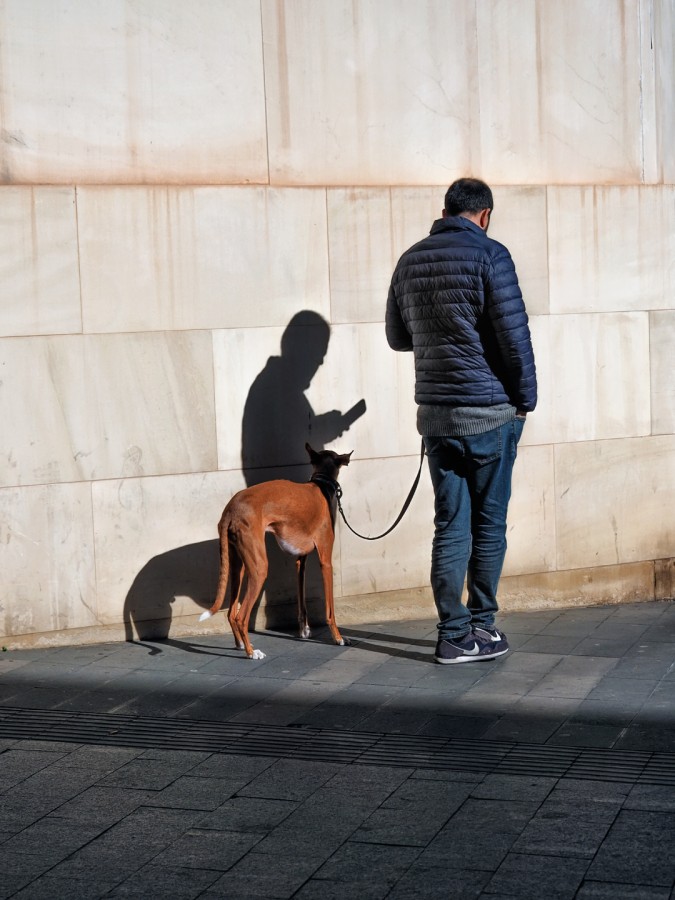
[310,473,342,500]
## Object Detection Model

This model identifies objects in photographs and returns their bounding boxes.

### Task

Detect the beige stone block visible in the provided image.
[653,0,675,183]
[0,187,80,336]
[78,187,329,333]
[555,435,675,570]
[650,310,675,435]
[0,0,267,183]
[548,186,675,313]
[490,187,549,316]
[214,320,418,473]
[0,482,96,638]
[477,0,642,183]
[547,313,650,444]
[519,315,553,448]
[655,558,675,600]
[499,562,656,611]
[338,455,435,598]
[503,444,556,577]
[262,0,478,185]
[93,470,246,630]
[0,331,216,487]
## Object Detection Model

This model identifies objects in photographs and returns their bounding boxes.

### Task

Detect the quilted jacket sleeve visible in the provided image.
[485,247,538,412]
[385,280,413,351]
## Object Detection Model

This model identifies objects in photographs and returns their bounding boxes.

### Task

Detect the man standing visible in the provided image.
[386,178,537,664]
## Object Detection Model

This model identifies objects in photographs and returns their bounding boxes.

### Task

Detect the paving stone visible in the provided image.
[547,720,626,748]
[187,752,276,781]
[0,816,105,865]
[485,851,589,898]
[203,851,325,897]
[575,882,671,899]
[106,864,221,898]
[0,748,68,782]
[299,842,421,899]
[151,827,262,870]
[518,634,585,654]
[387,861,491,899]
[350,778,473,847]
[236,758,342,802]
[145,775,244,810]
[417,714,497,739]
[512,805,614,858]
[613,725,675,752]
[49,785,153,828]
[97,758,196,791]
[624,783,675,812]
[197,796,299,833]
[10,873,123,899]
[423,799,540,869]
[585,809,675,886]
[0,853,56,900]
[470,773,556,802]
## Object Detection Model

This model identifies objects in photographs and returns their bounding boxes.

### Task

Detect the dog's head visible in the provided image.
[306,443,352,480]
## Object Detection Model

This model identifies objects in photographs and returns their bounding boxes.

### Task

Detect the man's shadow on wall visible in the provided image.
[124,310,365,643]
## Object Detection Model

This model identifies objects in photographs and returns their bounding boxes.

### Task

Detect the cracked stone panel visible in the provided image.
[0,331,216,488]
[477,0,643,183]
[548,186,675,314]
[650,310,675,435]
[328,186,548,325]
[555,435,675,570]
[0,482,96,637]
[93,470,246,627]
[0,0,267,183]
[0,187,80,337]
[78,186,329,333]
[262,0,479,185]
[213,321,418,473]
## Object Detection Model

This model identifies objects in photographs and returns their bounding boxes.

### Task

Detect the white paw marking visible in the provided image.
[251,649,266,660]
[300,626,311,639]
[198,611,212,622]
[338,639,345,646]
[235,640,245,650]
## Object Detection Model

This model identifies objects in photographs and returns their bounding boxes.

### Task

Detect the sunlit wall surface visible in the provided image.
[1,0,673,646]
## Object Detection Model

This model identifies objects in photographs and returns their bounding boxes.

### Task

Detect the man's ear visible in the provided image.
[478,208,491,231]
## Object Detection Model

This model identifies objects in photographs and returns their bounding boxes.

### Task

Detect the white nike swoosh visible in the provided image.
[464,642,481,656]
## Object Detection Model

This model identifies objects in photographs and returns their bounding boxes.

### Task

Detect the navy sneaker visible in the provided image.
[434,629,508,664]
[473,624,509,654]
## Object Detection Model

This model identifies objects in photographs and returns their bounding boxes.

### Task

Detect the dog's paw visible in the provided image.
[250,649,266,660]
[198,610,212,622]
[337,636,351,646]
[299,625,312,640]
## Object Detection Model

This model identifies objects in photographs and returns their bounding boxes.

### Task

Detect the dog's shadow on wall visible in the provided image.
[124,310,366,645]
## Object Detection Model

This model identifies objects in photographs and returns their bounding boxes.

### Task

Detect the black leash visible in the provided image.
[336,440,426,541]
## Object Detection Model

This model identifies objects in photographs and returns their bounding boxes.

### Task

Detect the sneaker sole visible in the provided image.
[434,646,509,664]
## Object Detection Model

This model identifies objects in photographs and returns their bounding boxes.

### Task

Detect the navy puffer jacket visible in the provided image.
[386,216,537,412]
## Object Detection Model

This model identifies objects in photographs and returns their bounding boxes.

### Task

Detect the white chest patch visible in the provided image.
[275,537,303,556]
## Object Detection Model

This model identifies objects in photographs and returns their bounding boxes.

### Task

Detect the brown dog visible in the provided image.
[199,443,352,659]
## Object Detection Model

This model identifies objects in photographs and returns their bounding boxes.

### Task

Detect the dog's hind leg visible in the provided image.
[296,555,311,639]
[227,541,246,651]
[232,539,268,660]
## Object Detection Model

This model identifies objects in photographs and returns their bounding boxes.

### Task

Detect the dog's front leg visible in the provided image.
[296,556,311,639]
[316,544,350,647]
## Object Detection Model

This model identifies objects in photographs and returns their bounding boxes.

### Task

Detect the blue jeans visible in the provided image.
[424,418,525,641]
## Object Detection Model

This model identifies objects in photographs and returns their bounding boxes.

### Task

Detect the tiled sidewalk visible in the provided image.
[1,600,674,898]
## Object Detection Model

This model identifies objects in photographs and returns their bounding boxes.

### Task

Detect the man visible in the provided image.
[386,178,537,664]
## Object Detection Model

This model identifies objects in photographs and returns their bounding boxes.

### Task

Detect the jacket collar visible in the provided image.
[430,215,485,237]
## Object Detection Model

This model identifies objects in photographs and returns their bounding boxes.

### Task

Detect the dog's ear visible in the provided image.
[338,451,353,467]
[305,442,318,462]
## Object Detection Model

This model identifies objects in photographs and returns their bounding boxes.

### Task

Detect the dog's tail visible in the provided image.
[199,522,230,621]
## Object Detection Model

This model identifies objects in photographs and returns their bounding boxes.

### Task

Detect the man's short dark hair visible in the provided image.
[444,178,493,216]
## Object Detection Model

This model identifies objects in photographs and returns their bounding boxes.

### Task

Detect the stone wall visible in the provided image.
[1,0,673,646]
